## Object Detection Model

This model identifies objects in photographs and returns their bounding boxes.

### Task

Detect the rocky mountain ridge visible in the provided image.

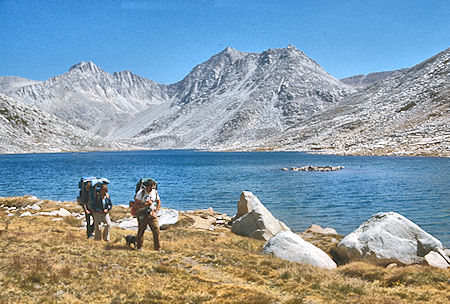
[271,48,450,156]
[118,45,356,149]
[0,93,123,153]
[5,61,170,136]
[340,69,407,90]
[0,46,448,156]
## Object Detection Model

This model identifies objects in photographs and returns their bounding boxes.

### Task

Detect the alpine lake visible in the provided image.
[0,150,448,247]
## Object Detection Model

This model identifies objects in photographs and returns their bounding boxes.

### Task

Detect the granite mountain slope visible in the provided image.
[340,69,407,90]
[5,62,170,136]
[0,93,122,153]
[117,45,356,149]
[1,46,448,155]
[0,76,40,95]
[270,48,450,156]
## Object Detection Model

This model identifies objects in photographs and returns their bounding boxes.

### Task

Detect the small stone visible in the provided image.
[207,207,214,215]
[444,249,450,257]
[424,251,449,269]
[56,208,71,217]
[305,224,337,235]
[20,211,32,217]
[386,263,397,269]
[29,204,41,210]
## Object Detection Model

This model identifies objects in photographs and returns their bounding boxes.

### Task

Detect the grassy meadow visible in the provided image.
[0,196,448,304]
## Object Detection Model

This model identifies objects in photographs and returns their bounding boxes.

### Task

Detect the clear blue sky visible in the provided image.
[1,0,449,84]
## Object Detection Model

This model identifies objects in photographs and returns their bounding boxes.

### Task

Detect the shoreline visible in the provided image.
[1,147,449,158]
[1,195,449,303]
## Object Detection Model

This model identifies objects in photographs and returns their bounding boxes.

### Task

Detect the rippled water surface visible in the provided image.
[0,150,448,246]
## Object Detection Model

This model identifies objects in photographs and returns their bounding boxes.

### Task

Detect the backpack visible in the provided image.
[76,176,96,205]
[91,177,110,201]
[135,178,157,193]
[130,178,157,217]
[77,176,110,206]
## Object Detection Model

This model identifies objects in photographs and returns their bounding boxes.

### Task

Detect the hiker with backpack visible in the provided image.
[77,176,97,239]
[90,183,113,242]
[134,179,161,251]
[80,179,94,239]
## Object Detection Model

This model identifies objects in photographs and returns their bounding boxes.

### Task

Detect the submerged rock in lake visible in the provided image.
[262,230,337,270]
[231,191,290,240]
[287,166,345,172]
[335,211,448,267]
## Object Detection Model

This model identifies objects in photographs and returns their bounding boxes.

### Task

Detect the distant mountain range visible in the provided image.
[0,46,448,156]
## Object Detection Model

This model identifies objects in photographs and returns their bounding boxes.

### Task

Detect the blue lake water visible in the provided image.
[0,150,448,246]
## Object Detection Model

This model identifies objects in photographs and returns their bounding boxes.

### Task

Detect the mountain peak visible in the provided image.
[218,46,245,59]
[286,44,297,51]
[68,61,101,74]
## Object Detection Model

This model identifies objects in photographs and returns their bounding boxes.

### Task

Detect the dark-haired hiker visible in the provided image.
[134,180,161,250]
[80,181,94,239]
[91,184,112,241]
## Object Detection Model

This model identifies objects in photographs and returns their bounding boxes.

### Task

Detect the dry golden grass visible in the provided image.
[0,196,449,304]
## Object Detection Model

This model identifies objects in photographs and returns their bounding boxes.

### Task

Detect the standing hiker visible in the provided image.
[80,180,94,239]
[91,184,112,242]
[134,179,161,251]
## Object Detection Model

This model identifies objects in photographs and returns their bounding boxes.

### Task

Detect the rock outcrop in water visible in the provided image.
[283,166,345,172]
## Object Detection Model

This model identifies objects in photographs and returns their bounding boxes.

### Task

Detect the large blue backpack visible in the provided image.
[77,176,110,206]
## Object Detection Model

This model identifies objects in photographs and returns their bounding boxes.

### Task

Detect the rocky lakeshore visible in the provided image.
[0,195,449,303]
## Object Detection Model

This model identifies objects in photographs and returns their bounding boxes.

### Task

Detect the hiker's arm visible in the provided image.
[106,196,112,211]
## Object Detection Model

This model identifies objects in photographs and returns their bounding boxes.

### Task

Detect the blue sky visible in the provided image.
[1,0,449,84]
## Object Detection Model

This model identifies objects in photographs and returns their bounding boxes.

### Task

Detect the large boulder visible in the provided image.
[114,209,179,231]
[335,212,447,266]
[263,230,337,270]
[231,191,290,240]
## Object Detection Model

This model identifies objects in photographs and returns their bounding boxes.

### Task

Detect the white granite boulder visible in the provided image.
[231,191,290,240]
[335,212,446,266]
[263,230,337,270]
[158,209,179,227]
[424,251,449,269]
[19,211,32,217]
[36,208,72,217]
[114,209,179,231]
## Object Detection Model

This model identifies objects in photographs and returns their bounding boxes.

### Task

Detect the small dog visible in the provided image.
[124,234,137,249]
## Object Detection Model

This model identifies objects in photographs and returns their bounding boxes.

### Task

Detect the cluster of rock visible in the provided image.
[4,194,449,270]
[229,191,449,270]
[230,191,337,270]
[185,207,232,231]
[3,196,234,233]
[2,197,180,230]
[282,166,345,172]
